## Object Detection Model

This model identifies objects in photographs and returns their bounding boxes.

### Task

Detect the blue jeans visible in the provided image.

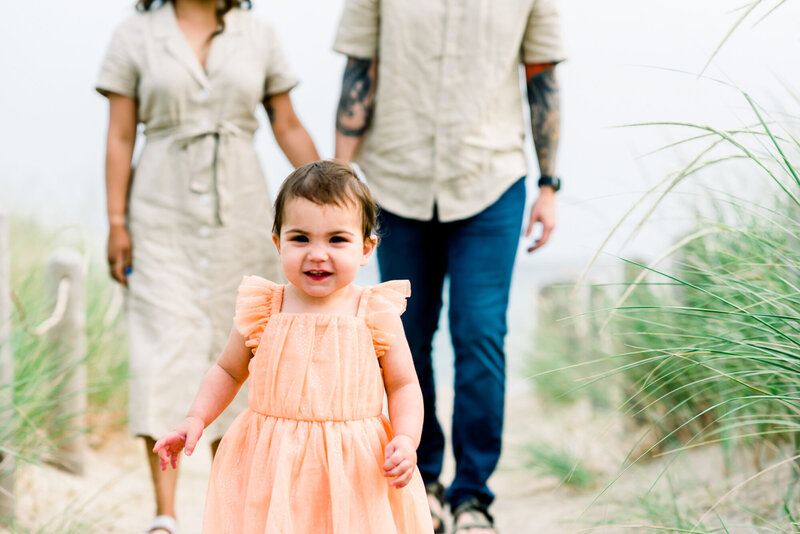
[377,177,525,508]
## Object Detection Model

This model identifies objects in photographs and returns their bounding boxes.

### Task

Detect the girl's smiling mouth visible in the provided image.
[304,270,332,281]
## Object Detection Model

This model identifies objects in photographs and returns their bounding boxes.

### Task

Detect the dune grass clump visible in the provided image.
[585,84,800,529]
[2,218,128,467]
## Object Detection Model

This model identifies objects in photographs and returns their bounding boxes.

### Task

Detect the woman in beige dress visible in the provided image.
[96,1,318,532]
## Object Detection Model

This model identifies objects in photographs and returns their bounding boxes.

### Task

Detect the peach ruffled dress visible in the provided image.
[203,276,432,533]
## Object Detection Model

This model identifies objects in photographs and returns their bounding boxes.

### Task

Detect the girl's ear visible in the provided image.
[272,233,281,253]
[361,235,378,266]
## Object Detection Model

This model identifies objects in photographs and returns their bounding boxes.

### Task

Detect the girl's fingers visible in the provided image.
[185,431,200,455]
[382,454,401,471]
[389,469,412,488]
[384,458,410,478]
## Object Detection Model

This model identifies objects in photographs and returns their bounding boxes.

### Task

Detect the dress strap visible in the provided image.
[359,280,411,357]
[234,276,282,353]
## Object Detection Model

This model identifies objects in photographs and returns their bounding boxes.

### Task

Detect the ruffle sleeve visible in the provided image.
[360,280,411,358]
[234,276,282,353]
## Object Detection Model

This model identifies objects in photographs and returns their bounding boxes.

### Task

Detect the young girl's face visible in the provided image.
[273,197,376,301]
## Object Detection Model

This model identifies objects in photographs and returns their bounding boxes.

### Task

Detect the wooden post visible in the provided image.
[44,247,87,475]
[0,212,14,524]
[537,282,577,335]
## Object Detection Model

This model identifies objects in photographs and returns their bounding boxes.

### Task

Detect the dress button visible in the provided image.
[199,118,210,129]
[197,89,210,101]
[201,315,212,328]
[198,257,210,269]
[200,289,211,300]
[198,226,211,238]
[199,193,212,206]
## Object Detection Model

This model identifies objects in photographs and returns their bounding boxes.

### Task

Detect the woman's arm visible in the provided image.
[380,316,424,488]
[153,326,252,468]
[263,91,319,167]
[105,93,137,285]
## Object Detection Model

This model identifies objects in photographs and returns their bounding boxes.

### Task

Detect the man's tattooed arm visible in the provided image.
[525,63,560,177]
[335,57,377,162]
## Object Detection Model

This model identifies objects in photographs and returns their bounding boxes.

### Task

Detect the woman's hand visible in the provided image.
[383,434,417,488]
[152,416,205,470]
[107,223,132,286]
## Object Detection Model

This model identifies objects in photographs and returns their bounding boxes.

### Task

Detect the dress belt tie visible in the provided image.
[148,121,249,226]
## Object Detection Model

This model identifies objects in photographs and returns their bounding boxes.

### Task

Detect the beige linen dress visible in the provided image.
[96,3,294,440]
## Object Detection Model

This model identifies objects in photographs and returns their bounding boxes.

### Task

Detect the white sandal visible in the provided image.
[147,514,179,534]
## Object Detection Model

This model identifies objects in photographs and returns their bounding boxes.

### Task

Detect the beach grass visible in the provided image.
[1,217,127,530]
[576,86,799,530]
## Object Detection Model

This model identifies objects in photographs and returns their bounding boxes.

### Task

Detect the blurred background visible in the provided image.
[2,0,800,532]
[1,0,797,259]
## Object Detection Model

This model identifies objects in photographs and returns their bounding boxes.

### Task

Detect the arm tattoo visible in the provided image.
[526,67,560,176]
[336,57,377,137]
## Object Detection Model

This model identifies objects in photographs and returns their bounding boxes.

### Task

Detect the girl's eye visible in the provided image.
[330,236,348,243]
[290,235,309,242]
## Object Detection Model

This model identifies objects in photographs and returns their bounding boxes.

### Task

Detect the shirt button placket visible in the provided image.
[433,0,460,209]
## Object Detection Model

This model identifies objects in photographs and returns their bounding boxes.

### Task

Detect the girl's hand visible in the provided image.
[152,416,205,471]
[107,224,132,286]
[382,434,417,488]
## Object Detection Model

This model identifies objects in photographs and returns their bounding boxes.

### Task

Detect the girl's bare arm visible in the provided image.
[380,317,424,487]
[153,326,252,467]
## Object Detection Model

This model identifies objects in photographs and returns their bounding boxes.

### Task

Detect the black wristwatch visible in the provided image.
[537,175,561,192]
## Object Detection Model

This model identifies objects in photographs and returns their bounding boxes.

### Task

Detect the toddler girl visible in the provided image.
[154,160,432,533]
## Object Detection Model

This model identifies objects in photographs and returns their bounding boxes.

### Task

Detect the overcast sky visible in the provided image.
[1,0,798,270]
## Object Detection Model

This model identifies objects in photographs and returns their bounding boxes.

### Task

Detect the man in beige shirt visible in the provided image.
[334,1,566,532]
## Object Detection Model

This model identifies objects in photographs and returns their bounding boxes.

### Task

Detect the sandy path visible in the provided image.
[9,389,640,534]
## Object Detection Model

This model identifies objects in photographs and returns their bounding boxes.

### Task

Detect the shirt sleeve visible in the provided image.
[263,22,299,98]
[332,0,380,59]
[95,20,140,98]
[522,0,568,64]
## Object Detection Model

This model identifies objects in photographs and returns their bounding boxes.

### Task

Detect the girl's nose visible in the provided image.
[307,243,328,261]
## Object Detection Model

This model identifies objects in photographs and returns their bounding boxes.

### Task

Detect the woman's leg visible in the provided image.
[144,436,178,531]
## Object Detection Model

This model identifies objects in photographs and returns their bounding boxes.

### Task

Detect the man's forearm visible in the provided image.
[526,65,560,177]
[335,57,377,162]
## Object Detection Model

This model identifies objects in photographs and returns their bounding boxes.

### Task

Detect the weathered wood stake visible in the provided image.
[44,248,87,475]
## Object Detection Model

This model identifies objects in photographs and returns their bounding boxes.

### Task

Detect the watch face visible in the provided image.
[539,176,561,192]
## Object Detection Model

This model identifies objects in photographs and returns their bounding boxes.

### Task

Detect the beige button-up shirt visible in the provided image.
[334,0,567,222]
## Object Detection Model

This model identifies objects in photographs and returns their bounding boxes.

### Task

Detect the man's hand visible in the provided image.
[382,434,417,488]
[526,187,556,252]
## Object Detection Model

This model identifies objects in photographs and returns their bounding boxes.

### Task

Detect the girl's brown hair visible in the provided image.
[273,161,378,240]
[136,1,251,37]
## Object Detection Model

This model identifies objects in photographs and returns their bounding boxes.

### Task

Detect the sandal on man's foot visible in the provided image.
[452,498,496,533]
[425,481,446,534]
[146,514,179,534]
